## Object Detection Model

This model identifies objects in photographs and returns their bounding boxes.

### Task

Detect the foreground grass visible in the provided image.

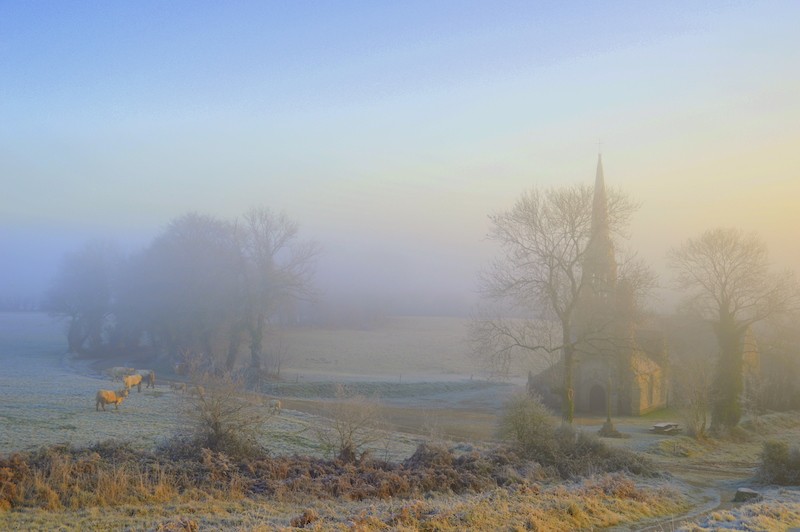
[0,440,687,530]
[0,476,688,531]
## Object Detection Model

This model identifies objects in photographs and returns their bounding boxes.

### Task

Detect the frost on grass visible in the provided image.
[678,488,800,531]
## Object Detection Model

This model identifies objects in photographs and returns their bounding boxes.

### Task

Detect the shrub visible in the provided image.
[671,359,712,439]
[498,393,558,460]
[312,384,385,463]
[759,440,800,485]
[179,372,267,460]
[498,393,655,478]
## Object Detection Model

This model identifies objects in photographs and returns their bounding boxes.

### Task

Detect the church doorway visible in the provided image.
[589,384,606,414]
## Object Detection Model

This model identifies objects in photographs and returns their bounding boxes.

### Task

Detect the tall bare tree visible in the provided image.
[234,207,318,371]
[473,184,638,422]
[669,227,798,430]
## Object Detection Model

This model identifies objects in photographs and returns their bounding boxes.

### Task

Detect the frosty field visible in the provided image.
[2,312,799,530]
[0,312,185,453]
[0,312,512,456]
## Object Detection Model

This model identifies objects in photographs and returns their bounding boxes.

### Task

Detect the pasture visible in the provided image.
[2,312,800,530]
[0,313,516,457]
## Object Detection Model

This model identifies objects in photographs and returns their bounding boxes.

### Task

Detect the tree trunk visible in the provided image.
[67,318,85,353]
[710,315,745,431]
[561,335,575,425]
[225,323,244,372]
[248,315,264,370]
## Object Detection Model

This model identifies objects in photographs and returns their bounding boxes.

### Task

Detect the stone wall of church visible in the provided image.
[628,355,667,415]
[572,349,669,416]
[575,357,620,415]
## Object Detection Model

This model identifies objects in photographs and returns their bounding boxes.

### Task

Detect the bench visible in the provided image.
[650,422,682,434]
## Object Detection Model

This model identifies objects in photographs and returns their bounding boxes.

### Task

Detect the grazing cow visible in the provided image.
[141,370,156,389]
[267,399,282,415]
[123,373,143,393]
[96,389,129,411]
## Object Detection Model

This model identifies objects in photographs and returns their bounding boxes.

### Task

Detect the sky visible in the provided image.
[2,1,799,314]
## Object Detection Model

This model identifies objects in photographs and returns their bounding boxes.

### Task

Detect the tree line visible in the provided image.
[45,208,319,375]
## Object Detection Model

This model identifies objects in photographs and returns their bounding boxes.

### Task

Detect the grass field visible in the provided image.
[0,313,520,456]
[1,312,799,530]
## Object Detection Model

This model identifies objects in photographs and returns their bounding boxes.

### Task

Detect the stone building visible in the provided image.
[531,155,669,416]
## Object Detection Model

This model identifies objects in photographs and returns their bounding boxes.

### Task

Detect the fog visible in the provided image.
[2,2,799,316]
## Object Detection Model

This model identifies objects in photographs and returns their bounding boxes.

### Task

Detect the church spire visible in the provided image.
[583,153,617,292]
[592,153,609,237]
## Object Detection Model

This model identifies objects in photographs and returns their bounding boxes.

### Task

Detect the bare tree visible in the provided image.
[669,227,798,430]
[473,184,638,422]
[234,207,319,371]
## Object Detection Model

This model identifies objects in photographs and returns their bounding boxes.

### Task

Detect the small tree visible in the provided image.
[180,371,268,458]
[672,358,712,439]
[313,385,384,463]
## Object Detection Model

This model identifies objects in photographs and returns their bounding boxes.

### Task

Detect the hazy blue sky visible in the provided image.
[2,1,799,313]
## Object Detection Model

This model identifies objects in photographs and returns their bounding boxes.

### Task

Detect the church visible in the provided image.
[531,155,670,416]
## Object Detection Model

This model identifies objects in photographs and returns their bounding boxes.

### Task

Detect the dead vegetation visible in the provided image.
[0,433,667,516]
[0,470,688,531]
[173,371,269,460]
[311,384,385,463]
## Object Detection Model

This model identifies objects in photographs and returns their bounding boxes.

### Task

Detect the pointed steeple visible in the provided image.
[592,154,609,236]
[583,153,617,292]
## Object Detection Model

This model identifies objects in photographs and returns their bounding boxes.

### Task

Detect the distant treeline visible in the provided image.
[44,208,318,374]
[0,296,41,312]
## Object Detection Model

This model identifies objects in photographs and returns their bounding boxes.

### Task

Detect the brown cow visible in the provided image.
[96,389,129,411]
[123,374,143,393]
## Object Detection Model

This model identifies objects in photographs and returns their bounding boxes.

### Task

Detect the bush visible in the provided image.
[312,384,384,463]
[498,393,558,460]
[178,372,268,460]
[498,393,655,478]
[759,440,800,485]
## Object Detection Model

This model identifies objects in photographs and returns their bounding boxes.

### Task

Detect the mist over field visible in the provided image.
[2,2,799,318]
[2,4,800,529]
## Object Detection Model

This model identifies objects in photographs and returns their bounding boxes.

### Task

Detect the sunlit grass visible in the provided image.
[0,470,689,531]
